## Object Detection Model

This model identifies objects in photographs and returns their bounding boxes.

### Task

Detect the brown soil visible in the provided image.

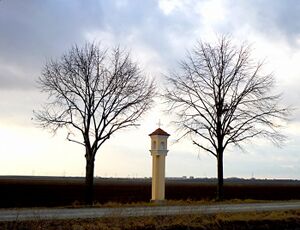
[1,176,300,208]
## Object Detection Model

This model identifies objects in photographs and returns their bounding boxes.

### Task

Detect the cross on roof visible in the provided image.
[156,119,162,128]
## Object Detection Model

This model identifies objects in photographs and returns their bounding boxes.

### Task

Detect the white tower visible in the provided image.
[149,128,170,202]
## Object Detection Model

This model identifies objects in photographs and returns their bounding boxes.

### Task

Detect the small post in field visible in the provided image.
[149,127,170,203]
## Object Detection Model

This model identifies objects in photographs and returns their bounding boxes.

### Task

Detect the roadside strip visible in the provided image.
[0,201,300,221]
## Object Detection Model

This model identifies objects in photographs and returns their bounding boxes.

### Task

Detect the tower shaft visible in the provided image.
[149,128,170,203]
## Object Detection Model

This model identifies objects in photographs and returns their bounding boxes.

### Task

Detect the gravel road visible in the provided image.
[0,201,299,221]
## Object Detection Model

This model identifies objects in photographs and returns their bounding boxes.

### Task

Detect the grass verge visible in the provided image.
[1,210,300,230]
[73,198,270,208]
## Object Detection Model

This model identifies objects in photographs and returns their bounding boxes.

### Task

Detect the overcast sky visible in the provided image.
[1,0,300,179]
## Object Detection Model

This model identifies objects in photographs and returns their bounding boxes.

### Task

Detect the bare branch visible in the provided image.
[35,42,155,160]
[164,36,290,158]
[66,133,85,146]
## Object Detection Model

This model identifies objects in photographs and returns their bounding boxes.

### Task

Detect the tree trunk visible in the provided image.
[85,154,95,205]
[217,151,224,201]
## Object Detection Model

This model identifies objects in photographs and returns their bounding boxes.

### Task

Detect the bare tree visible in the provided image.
[35,43,155,204]
[164,37,289,200]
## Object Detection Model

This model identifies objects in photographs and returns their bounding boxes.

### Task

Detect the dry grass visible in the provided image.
[1,210,300,230]
[72,198,269,209]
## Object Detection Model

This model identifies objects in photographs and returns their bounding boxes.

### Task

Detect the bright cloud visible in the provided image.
[158,0,185,15]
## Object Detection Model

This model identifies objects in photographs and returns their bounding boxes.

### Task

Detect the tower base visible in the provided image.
[150,199,167,204]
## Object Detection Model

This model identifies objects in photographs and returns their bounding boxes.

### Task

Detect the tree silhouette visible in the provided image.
[35,43,155,204]
[164,37,289,200]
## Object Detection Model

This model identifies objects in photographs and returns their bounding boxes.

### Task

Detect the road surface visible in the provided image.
[0,201,300,221]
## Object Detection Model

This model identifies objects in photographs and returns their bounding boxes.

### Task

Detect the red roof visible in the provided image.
[149,128,170,136]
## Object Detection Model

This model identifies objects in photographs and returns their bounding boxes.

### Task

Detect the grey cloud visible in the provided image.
[95,0,200,67]
[1,0,299,91]
[225,0,300,46]
[0,0,106,89]
[0,70,33,90]
[0,0,199,89]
